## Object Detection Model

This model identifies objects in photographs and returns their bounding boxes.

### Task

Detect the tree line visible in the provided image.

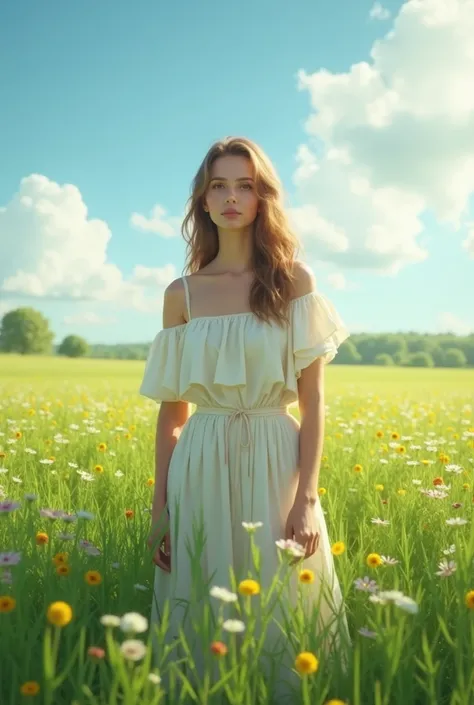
[1,307,473,367]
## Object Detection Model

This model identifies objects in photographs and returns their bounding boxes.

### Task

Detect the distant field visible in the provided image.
[1,353,473,399]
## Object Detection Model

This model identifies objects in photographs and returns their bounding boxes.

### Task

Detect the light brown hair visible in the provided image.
[181,136,300,325]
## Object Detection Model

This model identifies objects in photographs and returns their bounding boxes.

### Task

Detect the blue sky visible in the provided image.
[1,0,473,344]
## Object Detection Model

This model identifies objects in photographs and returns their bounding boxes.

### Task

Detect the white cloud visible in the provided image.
[326,272,347,290]
[437,312,473,335]
[370,2,391,20]
[62,312,117,326]
[462,222,474,256]
[291,0,474,273]
[130,204,182,237]
[0,175,176,312]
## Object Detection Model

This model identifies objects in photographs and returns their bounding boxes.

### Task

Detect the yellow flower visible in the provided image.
[146,478,155,487]
[52,552,69,566]
[295,651,319,675]
[299,569,315,584]
[440,454,450,464]
[85,570,102,586]
[47,601,73,627]
[331,541,346,556]
[465,590,474,609]
[325,701,346,705]
[20,681,40,696]
[318,487,327,496]
[98,442,107,452]
[421,459,431,466]
[375,430,384,438]
[375,484,384,491]
[238,579,260,596]
[56,563,71,577]
[353,464,363,473]
[124,432,132,440]
[396,445,406,454]
[27,408,36,416]
[35,532,49,546]
[15,431,22,439]
[391,432,400,440]
[367,553,383,568]
[397,489,407,496]
[0,596,16,613]
[463,483,470,490]
[94,464,104,474]
[129,424,136,432]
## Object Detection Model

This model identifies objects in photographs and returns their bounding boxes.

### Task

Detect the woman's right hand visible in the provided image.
[147,498,171,573]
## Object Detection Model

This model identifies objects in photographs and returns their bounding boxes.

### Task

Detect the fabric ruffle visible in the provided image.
[290,291,350,379]
[139,291,350,404]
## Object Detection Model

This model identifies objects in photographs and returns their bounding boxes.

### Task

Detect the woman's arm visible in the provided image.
[294,356,325,505]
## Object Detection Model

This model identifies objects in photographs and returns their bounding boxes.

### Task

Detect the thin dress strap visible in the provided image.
[182,276,192,321]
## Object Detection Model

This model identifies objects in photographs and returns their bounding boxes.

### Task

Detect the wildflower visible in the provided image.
[371,518,390,526]
[52,552,69,566]
[396,445,406,454]
[391,432,400,440]
[100,614,121,627]
[299,569,315,584]
[242,521,263,533]
[148,673,162,685]
[442,544,456,555]
[0,596,16,612]
[47,601,73,627]
[376,430,384,438]
[357,627,377,639]
[397,489,407,496]
[210,640,228,656]
[0,500,21,513]
[353,464,363,473]
[146,478,155,487]
[210,586,238,603]
[275,538,305,558]
[435,560,457,577]
[394,595,419,614]
[375,484,384,491]
[367,553,383,568]
[124,509,134,519]
[94,465,104,473]
[20,681,40,696]
[222,619,246,633]
[85,570,102,586]
[0,552,21,566]
[331,541,345,556]
[0,569,13,585]
[452,502,462,509]
[295,651,319,675]
[76,510,95,520]
[87,646,105,659]
[433,477,444,486]
[445,464,463,474]
[318,487,327,496]
[465,590,474,609]
[120,639,147,661]
[354,576,378,593]
[56,563,71,577]
[120,612,148,634]
[446,518,469,526]
[24,493,38,502]
[98,443,107,452]
[238,579,260,596]
[35,532,49,545]
[381,555,399,565]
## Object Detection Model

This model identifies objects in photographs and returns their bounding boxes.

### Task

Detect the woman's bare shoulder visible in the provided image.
[291,260,317,298]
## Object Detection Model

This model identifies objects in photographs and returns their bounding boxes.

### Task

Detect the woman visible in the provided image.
[139,136,351,700]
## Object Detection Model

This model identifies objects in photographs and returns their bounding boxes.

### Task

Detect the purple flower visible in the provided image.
[0,501,21,514]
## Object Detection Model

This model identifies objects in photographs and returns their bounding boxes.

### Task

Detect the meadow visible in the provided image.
[1,354,474,705]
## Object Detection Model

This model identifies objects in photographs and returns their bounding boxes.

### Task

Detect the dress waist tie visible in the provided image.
[193,406,289,474]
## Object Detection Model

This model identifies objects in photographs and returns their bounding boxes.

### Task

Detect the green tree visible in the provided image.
[405,351,435,367]
[444,347,467,368]
[333,340,362,364]
[57,335,89,358]
[0,308,54,355]
[374,353,394,366]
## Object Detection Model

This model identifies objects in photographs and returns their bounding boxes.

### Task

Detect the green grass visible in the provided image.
[1,355,474,704]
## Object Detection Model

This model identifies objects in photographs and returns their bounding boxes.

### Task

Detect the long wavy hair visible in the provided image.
[181,136,301,325]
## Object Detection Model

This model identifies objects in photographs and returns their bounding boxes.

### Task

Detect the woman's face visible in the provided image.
[203,155,260,229]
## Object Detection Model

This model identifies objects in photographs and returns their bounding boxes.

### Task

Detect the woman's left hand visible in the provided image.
[285,498,320,562]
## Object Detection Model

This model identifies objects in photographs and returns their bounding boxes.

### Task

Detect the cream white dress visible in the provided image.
[139,278,351,701]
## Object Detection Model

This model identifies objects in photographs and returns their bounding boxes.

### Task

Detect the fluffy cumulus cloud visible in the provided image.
[370,2,392,21]
[0,175,176,312]
[290,0,474,274]
[130,204,182,237]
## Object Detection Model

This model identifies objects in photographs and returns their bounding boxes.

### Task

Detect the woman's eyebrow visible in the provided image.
[209,177,255,182]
